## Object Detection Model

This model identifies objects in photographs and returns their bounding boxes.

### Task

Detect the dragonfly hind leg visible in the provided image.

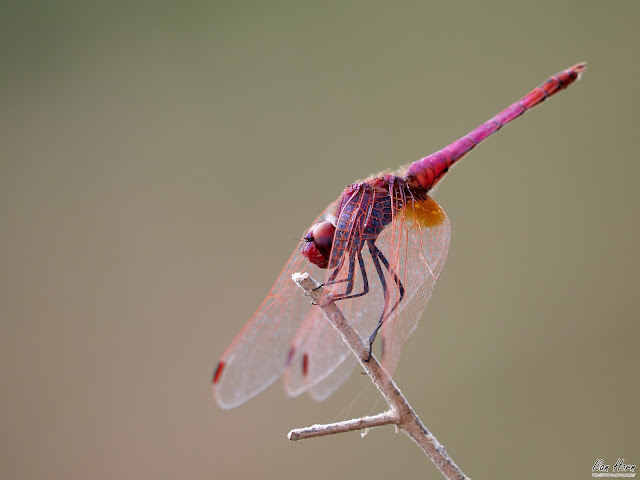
[364,240,405,361]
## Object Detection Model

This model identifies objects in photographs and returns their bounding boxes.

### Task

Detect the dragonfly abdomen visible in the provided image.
[404,62,586,192]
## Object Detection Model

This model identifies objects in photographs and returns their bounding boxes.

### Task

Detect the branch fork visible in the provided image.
[289,272,470,480]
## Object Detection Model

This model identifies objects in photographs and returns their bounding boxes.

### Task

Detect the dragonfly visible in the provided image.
[213,62,586,409]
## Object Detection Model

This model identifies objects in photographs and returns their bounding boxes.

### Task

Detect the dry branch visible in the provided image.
[288,272,470,480]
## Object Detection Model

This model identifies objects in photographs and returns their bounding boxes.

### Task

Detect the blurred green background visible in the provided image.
[1,1,638,479]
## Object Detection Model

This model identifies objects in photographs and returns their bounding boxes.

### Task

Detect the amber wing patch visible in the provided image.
[403,196,446,228]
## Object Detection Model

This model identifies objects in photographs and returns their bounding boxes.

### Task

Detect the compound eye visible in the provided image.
[300,221,336,269]
[310,221,335,258]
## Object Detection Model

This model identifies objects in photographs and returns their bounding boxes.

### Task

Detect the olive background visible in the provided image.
[1,1,638,479]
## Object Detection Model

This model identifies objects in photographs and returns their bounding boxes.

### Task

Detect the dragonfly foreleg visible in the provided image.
[329,251,370,302]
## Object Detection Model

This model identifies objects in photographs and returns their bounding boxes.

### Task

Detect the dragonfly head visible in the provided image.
[301,221,336,269]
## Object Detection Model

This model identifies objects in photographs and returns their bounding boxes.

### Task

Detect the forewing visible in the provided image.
[212,204,337,409]
[230,192,449,406]
[285,189,388,397]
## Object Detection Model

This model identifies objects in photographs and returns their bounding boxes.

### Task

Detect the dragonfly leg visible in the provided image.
[325,256,355,288]
[326,258,343,285]
[364,241,406,361]
[330,251,370,301]
[326,252,356,297]
[364,241,388,361]
[372,243,405,315]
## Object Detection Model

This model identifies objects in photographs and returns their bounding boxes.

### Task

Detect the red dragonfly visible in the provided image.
[213,63,586,409]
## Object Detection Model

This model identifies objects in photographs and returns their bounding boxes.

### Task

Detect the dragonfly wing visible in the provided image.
[212,204,337,409]
[284,304,356,399]
[214,193,448,408]
[283,306,335,397]
[309,354,357,401]
[378,196,450,375]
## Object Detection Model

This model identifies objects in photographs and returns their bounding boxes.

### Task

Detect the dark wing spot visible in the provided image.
[213,361,225,385]
[286,346,296,366]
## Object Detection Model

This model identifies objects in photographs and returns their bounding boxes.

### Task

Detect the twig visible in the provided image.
[289,272,470,480]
